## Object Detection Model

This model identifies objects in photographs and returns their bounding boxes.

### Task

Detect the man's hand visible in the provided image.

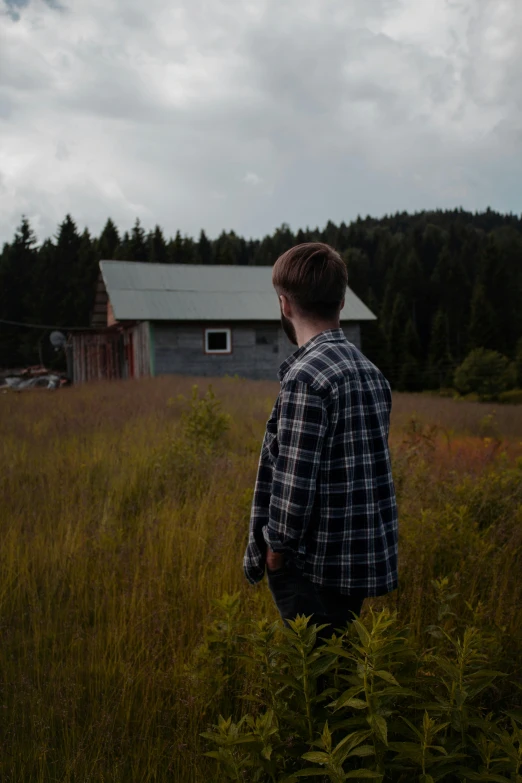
[266,548,285,572]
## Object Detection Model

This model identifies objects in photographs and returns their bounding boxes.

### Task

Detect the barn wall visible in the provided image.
[154,323,283,380]
[72,332,124,384]
[72,321,151,384]
[153,322,363,381]
[343,323,361,348]
[73,321,362,384]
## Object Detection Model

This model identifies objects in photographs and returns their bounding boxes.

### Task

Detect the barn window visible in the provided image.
[205,328,232,354]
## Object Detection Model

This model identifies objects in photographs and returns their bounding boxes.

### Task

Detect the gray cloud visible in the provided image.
[3,0,60,21]
[0,0,521,244]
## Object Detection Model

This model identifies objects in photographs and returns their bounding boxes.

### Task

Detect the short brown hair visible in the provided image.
[272,243,347,319]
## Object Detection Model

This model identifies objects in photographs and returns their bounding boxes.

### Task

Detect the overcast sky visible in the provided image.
[1,0,521,244]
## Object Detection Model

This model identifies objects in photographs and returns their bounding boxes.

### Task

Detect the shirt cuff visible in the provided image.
[262,524,293,554]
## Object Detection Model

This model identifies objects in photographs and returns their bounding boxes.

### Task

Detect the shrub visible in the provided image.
[176,384,231,452]
[454,349,516,401]
[201,606,521,782]
[499,388,522,405]
[437,387,456,399]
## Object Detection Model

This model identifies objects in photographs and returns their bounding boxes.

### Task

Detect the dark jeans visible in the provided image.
[267,560,364,638]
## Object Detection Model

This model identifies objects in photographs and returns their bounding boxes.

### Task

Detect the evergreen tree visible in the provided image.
[29,216,80,329]
[245,239,258,266]
[431,246,470,360]
[0,217,38,314]
[421,223,446,276]
[379,247,421,331]
[76,229,99,324]
[148,225,168,264]
[514,338,522,387]
[404,317,422,360]
[372,229,399,301]
[236,237,249,266]
[272,223,295,258]
[343,248,370,301]
[214,231,241,265]
[478,233,518,355]
[322,220,339,249]
[127,219,148,262]
[380,279,396,337]
[387,293,409,387]
[197,230,213,265]
[398,319,422,391]
[0,217,39,365]
[115,231,131,260]
[98,218,120,259]
[295,228,309,245]
[168,230,185,264]
[182,236,196,265]
[398,249,425,336]
[359,289,387,371]
[253,235,275,266]
[427,310,453,388]
[468,282,499,352]
[32,238,56,322]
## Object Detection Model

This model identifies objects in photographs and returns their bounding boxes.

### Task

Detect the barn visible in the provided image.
[71,261,376,384]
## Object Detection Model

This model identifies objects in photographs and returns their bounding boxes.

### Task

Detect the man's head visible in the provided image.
[272,243,347,346]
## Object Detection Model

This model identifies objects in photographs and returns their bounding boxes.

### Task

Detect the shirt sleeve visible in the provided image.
[243,450,273,584]
[264,379,328,556]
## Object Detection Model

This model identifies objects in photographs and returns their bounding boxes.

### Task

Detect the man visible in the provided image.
[243,243,398,633]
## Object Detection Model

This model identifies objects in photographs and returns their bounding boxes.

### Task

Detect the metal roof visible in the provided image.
[100,261,376,322]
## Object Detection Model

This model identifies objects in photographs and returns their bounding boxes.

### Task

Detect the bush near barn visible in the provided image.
[0,377,521,781]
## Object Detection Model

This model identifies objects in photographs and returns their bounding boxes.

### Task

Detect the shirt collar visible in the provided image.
[278,328,346,381]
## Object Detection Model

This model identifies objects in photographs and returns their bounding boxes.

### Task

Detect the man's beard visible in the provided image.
[281,313,298,346]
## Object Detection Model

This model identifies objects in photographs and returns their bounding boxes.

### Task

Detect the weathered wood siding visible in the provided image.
[72,321,151,384]
[132,321,152,379]
[72,332,123,383]
[153,322,362,381]
[91,274,109,328]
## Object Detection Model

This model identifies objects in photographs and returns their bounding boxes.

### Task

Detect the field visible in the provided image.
[1,377,522,782]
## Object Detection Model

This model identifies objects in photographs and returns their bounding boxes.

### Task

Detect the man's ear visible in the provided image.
[340,298,345,312]
[279,293,293,319]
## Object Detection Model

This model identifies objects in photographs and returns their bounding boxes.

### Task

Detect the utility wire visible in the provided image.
[0,318,99,332]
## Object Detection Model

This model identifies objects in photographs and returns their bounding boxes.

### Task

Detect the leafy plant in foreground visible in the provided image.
[201,604,516,782]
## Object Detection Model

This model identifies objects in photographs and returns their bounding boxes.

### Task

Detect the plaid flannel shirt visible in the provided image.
[243,329,398,596]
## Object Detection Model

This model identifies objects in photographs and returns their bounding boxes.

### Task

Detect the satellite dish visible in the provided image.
[50,331,67,351]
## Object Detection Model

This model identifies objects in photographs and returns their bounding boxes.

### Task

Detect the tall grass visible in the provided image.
[0,378,521,781]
